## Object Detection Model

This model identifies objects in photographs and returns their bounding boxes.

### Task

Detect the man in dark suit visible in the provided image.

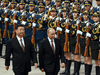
[39,28,65,75]
[5,24,38,75]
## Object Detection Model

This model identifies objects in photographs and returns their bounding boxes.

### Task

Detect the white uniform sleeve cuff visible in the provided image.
[32,13,35,17]
[5,18,9,21]
[56,27,62,31]
[65,29,70,33]
[86,33,91,37]
[22,21,26,25]
[32,23,36,27]
[0,17,1,21]
[77,30,83,35]
[13,20,17,23]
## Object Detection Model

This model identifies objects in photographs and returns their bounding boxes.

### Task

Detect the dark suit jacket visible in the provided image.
[5,37,37,73]
[39,38,65,72]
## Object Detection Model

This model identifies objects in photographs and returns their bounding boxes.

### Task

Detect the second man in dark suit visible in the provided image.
[39,28,65,75]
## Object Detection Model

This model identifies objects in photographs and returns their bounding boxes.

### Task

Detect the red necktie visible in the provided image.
[20,39,25,52]
[51,40,55,53]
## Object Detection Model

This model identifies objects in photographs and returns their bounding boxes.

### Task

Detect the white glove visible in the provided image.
[13,20,17,23]
[22,12,26,16]
[55,34,57,38]
[58,9,61,13]
[49,8,51,11]
[32,23,36,27]
[86,33,91,37]
[65,29,70,33]
[60,18,62,21]
[82,5,84,9]
[73,4,75,7]
[8,2,11,6]
[4,8,6,10]
[0,17,1,21]
[5,18,9,21]
[49,16,52,19]
[22,21,26,25]
[17,3,19,7]
[76,20,80,25]
[86,22,90,27]
[79,13,82,16]
[43,14,47,21]
[77,30,83,35]
[90,7,93,11]
[56,17,60,21]
[56,27,62,31]
[32,13,35,17]
[66,19,69,23]
[1,3,3,6]
[13,11,16,14]
[44,14,47,18]
[25,4,28,7]
[4,9,8,13]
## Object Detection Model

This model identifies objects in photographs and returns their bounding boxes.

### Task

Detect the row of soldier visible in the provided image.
[0,0,100,75]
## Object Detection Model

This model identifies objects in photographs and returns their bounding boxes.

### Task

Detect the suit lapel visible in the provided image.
[15,37,25,53]
[46,38,56,54]
[54,39,57,53]
[23,37,26,52]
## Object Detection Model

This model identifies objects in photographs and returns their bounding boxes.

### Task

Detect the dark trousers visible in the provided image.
[14,65,28,75]
[15,72,28,75]
[45,71,58,75]
[0,44,3,56]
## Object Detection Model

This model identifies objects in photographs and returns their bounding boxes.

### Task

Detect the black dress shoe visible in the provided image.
[1,55,5,59]
[65,71,70,75]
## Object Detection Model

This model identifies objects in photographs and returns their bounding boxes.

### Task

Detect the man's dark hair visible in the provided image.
[15,24,25,29]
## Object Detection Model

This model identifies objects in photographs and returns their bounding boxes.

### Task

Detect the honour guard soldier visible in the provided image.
[54,0,62,13]
[86,12,100,75]
[22,1,35,39]
[62,0,71,10]
[77,11,93,75]
[47,7,58,31]
[0,0,10,58]
[6,0,17,39]
[17,0,25,24]
[35,0,45,12]
[65,9,81,75]
[45,0,52,14]
[34,2,48,51]
[83,1,94,21]
[58,8,71,75]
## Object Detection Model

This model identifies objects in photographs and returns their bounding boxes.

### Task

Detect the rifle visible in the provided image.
[74,20,81,55]
[98,50,100,60]
[57,13,61,38]
[31,16,36,48]
[84,23,90,56]
[3,12,8,38]
[12,13,16,38]
[63,19,70,53]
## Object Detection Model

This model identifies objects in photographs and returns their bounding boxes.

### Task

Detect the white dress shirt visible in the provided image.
[48,37,56,50]
[16,36,25,47]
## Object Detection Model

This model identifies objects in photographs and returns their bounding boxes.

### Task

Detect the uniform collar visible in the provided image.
[84,20,89,23]
[39,12,44,16]
[95,22,99,26]
[52,17,56,20]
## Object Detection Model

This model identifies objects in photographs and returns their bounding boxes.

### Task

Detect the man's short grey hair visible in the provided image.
[47,28,55,33]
